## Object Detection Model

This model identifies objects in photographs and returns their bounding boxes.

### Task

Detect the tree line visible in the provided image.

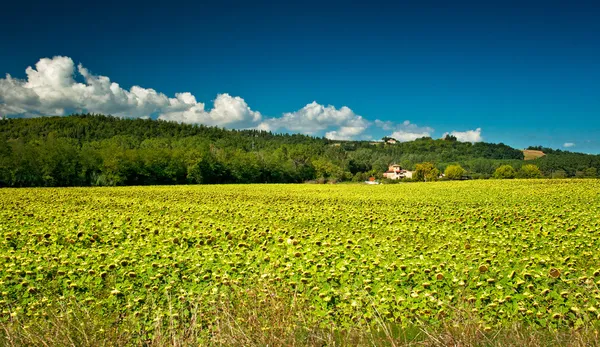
[0,114,598,187]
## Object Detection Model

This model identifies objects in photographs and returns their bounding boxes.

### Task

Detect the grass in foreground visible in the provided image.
[1,290,599,346]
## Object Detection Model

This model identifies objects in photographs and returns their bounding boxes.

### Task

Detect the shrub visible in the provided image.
[493,165,516,179]
[517,164,542,179]
[414,162,440,182]
[444,165,466,180]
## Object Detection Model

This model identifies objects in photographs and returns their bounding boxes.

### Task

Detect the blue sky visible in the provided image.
[1,0,599,152]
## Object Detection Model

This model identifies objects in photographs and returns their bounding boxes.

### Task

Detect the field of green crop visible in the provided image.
[1,180,600,344]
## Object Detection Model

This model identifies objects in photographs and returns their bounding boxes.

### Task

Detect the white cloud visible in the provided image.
[3,56,484,144]
[258,101,370,140]
[442,128,483,143]
[0,56,261,128]
[375,119,434,142]
[374,119,394,131]
[0,57,371,138]
[325,126,365,141]
[390,129,432,142]
[158,93,262,128]
[563,142,575,148]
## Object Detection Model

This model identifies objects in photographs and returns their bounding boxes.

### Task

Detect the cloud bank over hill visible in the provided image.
[257,102,370,140]
[442,128,483,143]
[0,56,483,142]
[375,120,435,142]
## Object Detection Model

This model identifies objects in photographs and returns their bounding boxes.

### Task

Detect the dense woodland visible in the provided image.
[0,114,598,187]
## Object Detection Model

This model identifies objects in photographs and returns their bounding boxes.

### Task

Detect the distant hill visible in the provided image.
[523,149,546,160]
[0,114,598,187]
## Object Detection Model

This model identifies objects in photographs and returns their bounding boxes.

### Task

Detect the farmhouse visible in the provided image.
[382,164,413,180]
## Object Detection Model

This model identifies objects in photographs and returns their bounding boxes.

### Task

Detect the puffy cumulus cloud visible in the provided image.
[442,128,483,143]
[3,56,483,143]
[563,142,575,148]
[0,57,73,116]
[257,102,370,140]
[373,119,394,131]
[0,57,370,135]
[0,56,261,128]
[325,126,365,141]
[375,119,434,142]
[158,93,262,128]
[76,64,171,118]
[0,56,165,117]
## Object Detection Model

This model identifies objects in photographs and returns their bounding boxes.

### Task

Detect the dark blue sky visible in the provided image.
[1,0,599,152]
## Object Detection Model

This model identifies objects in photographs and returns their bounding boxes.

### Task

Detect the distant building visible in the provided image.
[385,138,397,144]
[383,164,413,180]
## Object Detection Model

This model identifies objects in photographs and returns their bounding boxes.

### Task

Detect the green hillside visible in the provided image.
[0,114,598,187]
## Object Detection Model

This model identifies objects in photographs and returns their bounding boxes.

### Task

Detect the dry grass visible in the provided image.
[1,290,599,346]
[523,150,546,160]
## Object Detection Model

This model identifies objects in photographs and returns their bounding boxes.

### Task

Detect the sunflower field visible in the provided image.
[1,180,599,343]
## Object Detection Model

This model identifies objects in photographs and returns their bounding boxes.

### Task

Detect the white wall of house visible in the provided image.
[383,170,413,180]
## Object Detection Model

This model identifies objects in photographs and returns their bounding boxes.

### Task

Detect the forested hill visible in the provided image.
[0,114,598,187]
[0,114,327,146]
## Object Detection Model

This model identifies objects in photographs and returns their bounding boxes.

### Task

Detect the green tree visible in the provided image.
[551,170,567,179]
[186,160,204,183]
[493,165,517,179]
[444,164,466,180]
[8,140,44,187]
[517,164,542,178]
[443,134,457,142]
[352,172,368,182]
[0,139,12,187]
[312,158,347,181]
[583,167,598,178]
[465,158,496,175]
[414,162,440,182]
